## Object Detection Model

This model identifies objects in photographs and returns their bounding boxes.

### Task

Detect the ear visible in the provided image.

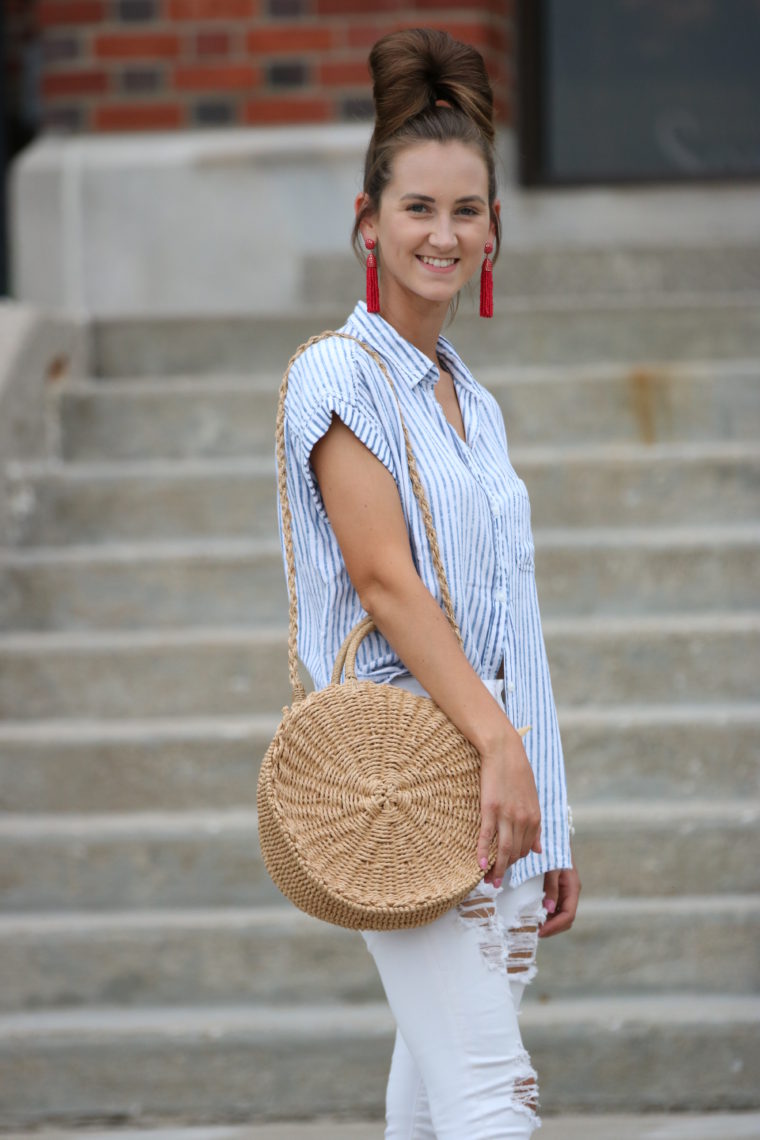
[355,192,376,244]
[490,198,501,241]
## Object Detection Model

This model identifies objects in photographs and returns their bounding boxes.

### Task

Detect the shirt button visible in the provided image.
[494,588,507,604]
[506,681,515,693]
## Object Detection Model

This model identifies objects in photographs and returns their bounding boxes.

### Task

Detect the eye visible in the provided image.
[457,206,480,217]
[407,203,430,214]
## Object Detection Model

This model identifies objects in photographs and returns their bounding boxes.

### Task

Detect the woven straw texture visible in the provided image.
[258,634,491,930]
[257,333,493,930]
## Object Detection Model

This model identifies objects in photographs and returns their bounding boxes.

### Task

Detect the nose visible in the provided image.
[428,218,457,251]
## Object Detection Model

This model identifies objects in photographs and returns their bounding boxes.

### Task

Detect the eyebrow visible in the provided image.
[400,193,487,205]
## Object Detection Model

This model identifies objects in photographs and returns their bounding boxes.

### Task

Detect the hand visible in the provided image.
[477,729,542,887]
[539,861,581,938]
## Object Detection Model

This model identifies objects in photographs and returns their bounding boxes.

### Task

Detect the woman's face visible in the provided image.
[360,140,497,316]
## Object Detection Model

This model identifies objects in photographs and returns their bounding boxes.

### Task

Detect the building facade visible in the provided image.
[8,2,516,137]
[5,1,760,318]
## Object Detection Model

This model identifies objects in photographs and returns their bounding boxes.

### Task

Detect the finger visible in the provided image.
[514,815,542,862]
[539,869,581,937]
[477,810,496,875]
[490,820,514,886]
[543,869,560,915]
[538,909,574,938]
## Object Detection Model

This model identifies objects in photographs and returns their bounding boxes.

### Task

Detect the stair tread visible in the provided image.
[9,438,760,480]
[58,355,760,393]
[0,799,756,836]
[3,524,760,565]
[1,994,758,1037]
[0,714,280,741]
[0,701,756,740]
[0,894,756,933]
[0,1113,757,1140]
[0,610,756,649]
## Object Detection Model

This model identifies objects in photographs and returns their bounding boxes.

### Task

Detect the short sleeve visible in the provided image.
[284,336,397,520]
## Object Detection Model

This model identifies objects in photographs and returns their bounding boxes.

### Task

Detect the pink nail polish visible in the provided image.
[493,877,502,888]
[544,898,557,914]
[479,858,488,871]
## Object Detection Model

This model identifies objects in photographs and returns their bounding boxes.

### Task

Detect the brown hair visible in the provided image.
[352,28,501,267]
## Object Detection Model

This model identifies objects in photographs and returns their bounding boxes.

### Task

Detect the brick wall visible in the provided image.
[24,0,515,134]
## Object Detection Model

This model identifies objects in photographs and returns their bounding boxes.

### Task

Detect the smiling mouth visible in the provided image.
[417,255,459,268]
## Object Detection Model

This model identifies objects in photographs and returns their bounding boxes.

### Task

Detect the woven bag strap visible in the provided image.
[277,329,464,703]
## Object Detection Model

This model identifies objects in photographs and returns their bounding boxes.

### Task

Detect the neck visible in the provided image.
[377,290,448,365]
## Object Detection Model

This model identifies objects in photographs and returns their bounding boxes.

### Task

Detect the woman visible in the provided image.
[279,27,580,1139]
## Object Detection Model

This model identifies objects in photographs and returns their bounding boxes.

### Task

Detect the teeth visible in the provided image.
[420,256,457,267]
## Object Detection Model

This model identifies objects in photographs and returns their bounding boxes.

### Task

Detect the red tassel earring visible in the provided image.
[480,240,494,319]
[365,236,380,313]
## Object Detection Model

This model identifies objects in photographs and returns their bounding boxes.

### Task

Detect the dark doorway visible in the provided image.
[1,1,41,297]
[517,0,760,186]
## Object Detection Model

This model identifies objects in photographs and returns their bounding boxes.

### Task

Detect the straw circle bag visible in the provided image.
[257,331,509,931]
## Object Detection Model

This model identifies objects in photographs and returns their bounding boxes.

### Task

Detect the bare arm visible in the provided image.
[311,415,541,885]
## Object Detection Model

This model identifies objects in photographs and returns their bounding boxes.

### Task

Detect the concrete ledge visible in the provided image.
[0,302,87,538]
[9,126,375,320]
[10,125,760,320]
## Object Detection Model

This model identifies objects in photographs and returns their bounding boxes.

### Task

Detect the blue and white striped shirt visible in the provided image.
[279,300,572,886]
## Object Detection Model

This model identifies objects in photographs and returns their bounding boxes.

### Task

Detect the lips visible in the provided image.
[417,255,459,269]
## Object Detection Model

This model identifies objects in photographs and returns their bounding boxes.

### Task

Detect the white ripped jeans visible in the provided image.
[361,675,546,1140]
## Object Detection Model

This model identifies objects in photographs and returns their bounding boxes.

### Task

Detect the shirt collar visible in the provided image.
[343,301,442,389]
[343,301,487,448]
[344,300,487,404]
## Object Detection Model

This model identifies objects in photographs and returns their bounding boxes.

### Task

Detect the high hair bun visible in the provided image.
[369,27,494,146]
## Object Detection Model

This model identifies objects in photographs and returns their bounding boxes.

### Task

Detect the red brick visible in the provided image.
[244,95,333,125]
[427,21,493,47]
[94,103,185,130]
[319,58,370,86]
[95,33,182,59]
[412,0,487,8]
[246,26,332,53]
[414,0,509,11]
[346,20,420,49]
[38,1,106,27]
[174,63,258,91]
[488,23,512,53]
[43,69,109,97]
[317,0,400,12]
[195,30,233,55]
[168,0,256,18]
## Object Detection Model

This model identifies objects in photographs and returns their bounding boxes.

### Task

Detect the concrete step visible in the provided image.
[0,614,755,720]
[3,527,759,632]
[0,715,277,813]
[534,896,760,1001]
[3,1114,760,1140]
[90,294,760,377]
[0,996,757,1124]
[0,809,277,912]
[558,703,760,803]
[0,801,756,912]
[58,359,760,461]
[0,897,756,1013]
[60,375,280,463]
[1,704,756,814]
[310,246,760,306]
[5,443,759,545]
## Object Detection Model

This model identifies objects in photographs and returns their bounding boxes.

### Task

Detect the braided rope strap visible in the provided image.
[260,330,492,931]
[276,330,464,702]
